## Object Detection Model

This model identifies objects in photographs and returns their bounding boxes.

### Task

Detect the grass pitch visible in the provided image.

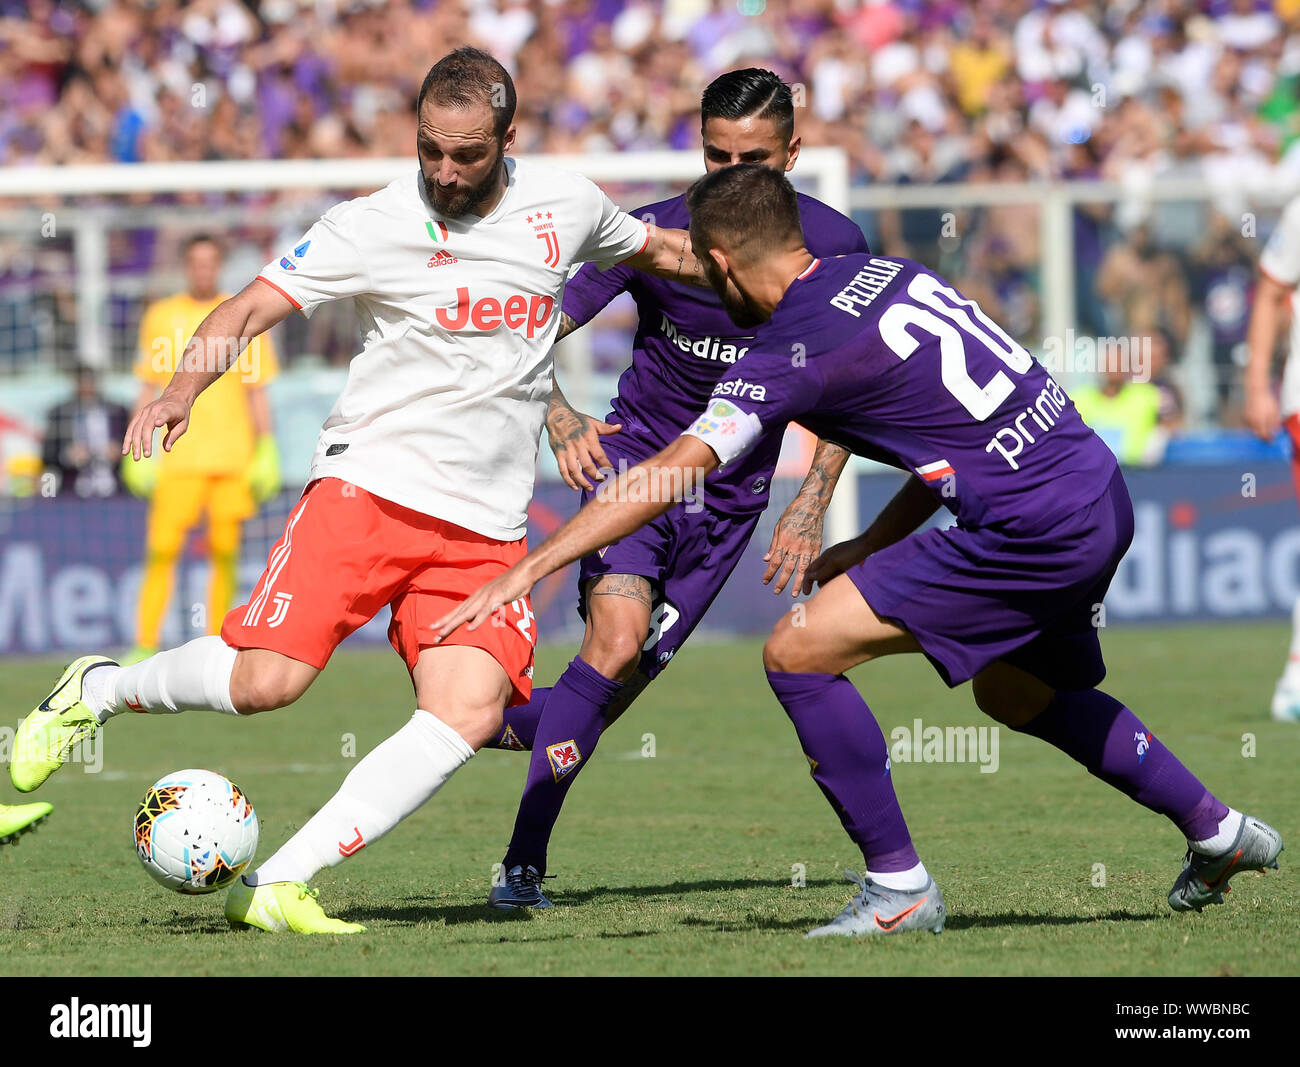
[1,624,1296,977]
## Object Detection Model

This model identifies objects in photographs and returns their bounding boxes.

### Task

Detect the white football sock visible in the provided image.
[1280,597,1300,690]
[89,636,239,721]
[867,861,930,892]
[1190,807,1243,855]
[248,710,474,886]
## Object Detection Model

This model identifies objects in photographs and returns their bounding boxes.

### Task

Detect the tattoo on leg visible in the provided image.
[589,574,654,608]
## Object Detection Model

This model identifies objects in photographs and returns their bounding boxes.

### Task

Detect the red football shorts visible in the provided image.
[220,478,536,705]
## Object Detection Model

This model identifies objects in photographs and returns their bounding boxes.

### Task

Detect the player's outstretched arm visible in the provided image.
[621,224,709,288]
[431,435,721,639]
[1244,271,1290,441]
[122,280,296,460]
[546,358,622,491]
[802,473,941,593]
[764,439,851,596]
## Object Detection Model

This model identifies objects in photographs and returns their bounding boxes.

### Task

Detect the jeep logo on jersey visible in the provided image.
[434,288,555,338]
[659,314,750,363]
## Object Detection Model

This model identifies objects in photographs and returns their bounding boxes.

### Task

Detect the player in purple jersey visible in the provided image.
[436,165,1283,936]
[481,70,869,909]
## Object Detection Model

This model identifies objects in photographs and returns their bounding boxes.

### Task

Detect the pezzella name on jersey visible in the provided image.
[659,314,750,363]
[434,287,556,338]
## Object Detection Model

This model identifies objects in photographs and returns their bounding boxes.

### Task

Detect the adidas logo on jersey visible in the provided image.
[428,249,458,268]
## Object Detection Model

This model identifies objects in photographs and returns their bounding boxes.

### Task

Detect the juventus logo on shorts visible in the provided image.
[266,592,294,628]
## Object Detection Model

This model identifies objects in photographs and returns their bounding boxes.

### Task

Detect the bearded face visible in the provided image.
[422,139,505,218]
[416,101,512,219]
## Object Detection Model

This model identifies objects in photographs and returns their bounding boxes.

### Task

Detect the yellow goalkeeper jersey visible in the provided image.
[135,292,279,476]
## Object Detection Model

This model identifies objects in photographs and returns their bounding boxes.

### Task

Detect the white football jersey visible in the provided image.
[1260,196,1300,417]
[256,158,649,539]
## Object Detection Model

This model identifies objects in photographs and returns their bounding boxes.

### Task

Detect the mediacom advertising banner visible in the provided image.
[0,464,1296,658]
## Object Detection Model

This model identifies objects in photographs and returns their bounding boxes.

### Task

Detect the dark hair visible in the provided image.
[700,68,794,144]
[183,232,221,255]
[416,46,516,140]
[687,163,803,259]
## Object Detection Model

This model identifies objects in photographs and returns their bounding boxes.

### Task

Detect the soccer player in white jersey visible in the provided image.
[1245,195,1300,722]
[8,47,706,933]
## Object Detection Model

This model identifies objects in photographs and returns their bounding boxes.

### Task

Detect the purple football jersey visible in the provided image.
[562,191,868,513]
[685,255,1119,534]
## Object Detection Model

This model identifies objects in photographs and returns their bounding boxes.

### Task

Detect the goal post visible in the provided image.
[0,145,860,544]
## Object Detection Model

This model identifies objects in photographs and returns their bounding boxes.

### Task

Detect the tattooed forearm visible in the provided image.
[671,233,707,286]
[588,573,653,607]
[795,439,851,508]
[555,311,579,343]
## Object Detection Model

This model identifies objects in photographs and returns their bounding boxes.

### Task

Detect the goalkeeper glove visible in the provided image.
[120,453,159,498]
[247,433,282,503]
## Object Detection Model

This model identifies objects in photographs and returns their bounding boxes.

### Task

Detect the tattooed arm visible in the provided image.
[762,438,852,596]
[547,315,623,491]
[431,435,719,639]
[621,225,709,288]
[555,311,579,345]
[802,474,941,594]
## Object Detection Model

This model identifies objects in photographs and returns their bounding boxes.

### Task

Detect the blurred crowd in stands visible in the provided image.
[1,0,1299,462]
[3,0,1296,184]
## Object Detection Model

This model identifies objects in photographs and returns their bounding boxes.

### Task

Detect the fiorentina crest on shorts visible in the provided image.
[546,739,582,781]
[500,724,525,751]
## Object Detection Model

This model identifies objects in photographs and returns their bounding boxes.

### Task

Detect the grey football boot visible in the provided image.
[806,870,945,938]
[1169,814,1283,913]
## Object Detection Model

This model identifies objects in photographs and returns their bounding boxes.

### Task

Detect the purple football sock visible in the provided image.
[486,687,549,751]
[502,658,622,874]
[1016,688,1228,840]
[766,670,919,872]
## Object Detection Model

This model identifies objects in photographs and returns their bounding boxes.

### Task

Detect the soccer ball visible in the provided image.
[134,769,259,894]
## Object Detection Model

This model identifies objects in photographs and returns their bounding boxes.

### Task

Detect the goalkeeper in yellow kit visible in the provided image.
[122,235,281,662]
